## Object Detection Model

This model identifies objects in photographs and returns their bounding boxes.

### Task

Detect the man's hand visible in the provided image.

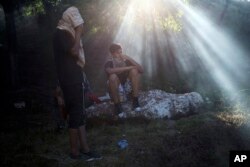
[71,24,83,58]
[121,55,144,73]
[106,66,137,75]
[71,44,80,58]
[121,54,129,61]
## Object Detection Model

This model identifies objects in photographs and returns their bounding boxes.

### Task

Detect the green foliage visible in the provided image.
[20,0,184,37]
[45,0,61,7]
[23,0,45,16]
[89,26,102,35]
[182,0,197,4]
[22,0,61,16]
[183,0,190,4]
[156,2,184,32]
[159,15,182,32]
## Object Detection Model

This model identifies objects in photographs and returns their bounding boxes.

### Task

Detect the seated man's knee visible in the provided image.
[109,74,119,82]
[108,74,120,89]
[130,68,139,77]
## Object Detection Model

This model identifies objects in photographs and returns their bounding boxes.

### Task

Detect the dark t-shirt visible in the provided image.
[53,29,83,86]
[104,59,132,84]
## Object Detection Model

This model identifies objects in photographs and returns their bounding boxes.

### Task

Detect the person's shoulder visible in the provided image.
[123,55,132,61]
[104,58,113,68]
[105,56,113,62]
[105,59,112,64]
[125,54,132,57]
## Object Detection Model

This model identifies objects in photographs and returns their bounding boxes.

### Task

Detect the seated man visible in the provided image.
[105,43,144,115]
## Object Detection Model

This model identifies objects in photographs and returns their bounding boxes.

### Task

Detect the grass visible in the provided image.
[1,108,250,167]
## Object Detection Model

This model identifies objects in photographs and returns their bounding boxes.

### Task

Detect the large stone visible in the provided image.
[86,89,204,119]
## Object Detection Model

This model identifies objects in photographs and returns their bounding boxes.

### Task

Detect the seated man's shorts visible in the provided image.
[117,72,129,85]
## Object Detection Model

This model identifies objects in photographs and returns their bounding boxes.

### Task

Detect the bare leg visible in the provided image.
[128,68,140,97]
[108,74,121,103]
[78,125,90,153]
[69,128,80,155]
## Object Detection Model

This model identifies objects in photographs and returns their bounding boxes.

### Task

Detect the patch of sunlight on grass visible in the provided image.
[216,111,250,127]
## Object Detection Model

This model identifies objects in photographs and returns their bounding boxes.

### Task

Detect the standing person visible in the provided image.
[53,6,101,161]
[105,43,144,115]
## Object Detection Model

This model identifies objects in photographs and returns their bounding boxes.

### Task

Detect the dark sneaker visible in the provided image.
[132,97,141,112]
[114,103,123,115]
[81,151,102,161]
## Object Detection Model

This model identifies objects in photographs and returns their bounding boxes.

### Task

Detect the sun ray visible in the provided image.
[111,0,248,100]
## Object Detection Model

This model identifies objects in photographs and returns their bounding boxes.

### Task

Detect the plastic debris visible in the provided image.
[14,101,26,109]
[118,112,127,118]
[98,93,111,101]
[117,139,128,149]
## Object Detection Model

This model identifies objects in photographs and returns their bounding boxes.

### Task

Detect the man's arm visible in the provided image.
[105,66,136,75]
[71,24,83,58]
[122,55,144,73]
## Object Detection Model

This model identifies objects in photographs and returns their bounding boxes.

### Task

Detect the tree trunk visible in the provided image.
[218,0,230,25]
[2,3,19,89]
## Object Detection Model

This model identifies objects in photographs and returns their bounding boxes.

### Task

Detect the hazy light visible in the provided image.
[178,0,248,96]
[233,0,250,2]
[114,0,159,76]
[113,0,248,100]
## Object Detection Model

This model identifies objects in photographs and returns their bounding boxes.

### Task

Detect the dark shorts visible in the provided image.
[61,83,86,128]
[117,72,129,85]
